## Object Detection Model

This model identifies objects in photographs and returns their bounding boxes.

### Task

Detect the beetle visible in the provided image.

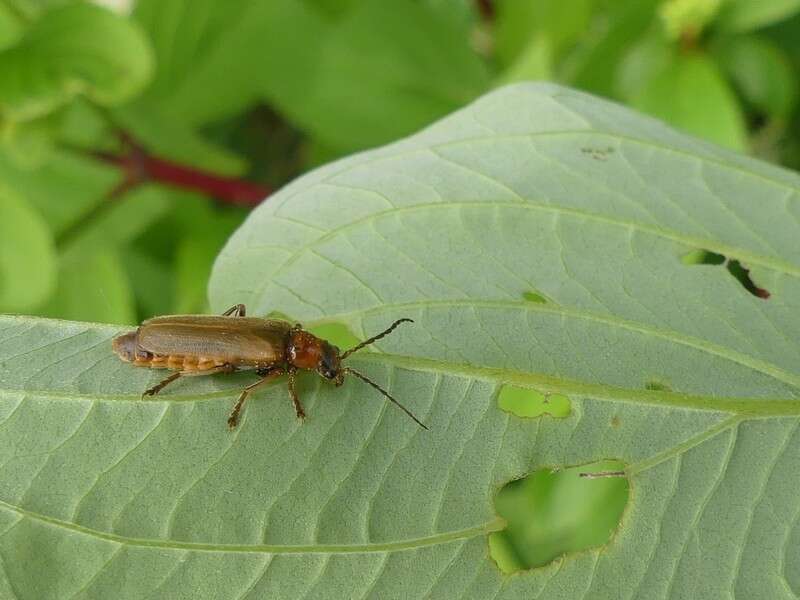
[112,304,426,430]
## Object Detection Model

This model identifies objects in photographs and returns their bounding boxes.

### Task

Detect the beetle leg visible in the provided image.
[143,372,182,397]
[221,304,246,317]
[287,368,306,421]
[227,367,284,429]
[143,364,236,397]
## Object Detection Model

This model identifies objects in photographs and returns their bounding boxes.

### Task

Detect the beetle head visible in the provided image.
[318,341,343,384]
[288,330,343,383]
[289,319,425,428]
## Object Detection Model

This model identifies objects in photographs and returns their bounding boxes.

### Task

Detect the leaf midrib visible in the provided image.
[3,305,799,410]
[3,353,799,415]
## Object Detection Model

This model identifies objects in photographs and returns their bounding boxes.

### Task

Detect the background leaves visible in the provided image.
[0,186,55,311]
[0,2,151,131]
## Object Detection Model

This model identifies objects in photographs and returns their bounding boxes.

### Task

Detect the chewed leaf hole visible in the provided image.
[498,385,570,419]
[681,249,770,299]
[681,249,725,265]
[489,460,629,573]
[308,322,361,351]
[726,260,770,299]
[645,379,672,392]
[522,290,547,304]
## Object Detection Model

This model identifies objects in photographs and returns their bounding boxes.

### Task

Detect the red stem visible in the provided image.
[95,140,271,207]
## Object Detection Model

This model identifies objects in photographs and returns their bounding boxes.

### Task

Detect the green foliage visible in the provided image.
[0,3,152,125]
[713,34,798,119]
[492,0,800,161]
[2,84,799,597]
[0,185,55,311]
[632,52,748,150]
[717,0,800,32]
[2,1,800,596]
[659,0,724,39]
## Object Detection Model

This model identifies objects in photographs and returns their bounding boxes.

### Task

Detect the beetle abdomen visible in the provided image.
[112,331,223,370]
[141,354,227,371]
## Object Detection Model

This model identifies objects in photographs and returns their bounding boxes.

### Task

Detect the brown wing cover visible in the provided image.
[137,317,291,365]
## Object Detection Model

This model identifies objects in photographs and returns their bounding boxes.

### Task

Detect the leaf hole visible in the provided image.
[522,290,548,304]
[681,249,770,299]
[489,460,629,573]
[681,249,726,265]
[498,384,570,419]
[726,259,770,299]
[645,378,672,392]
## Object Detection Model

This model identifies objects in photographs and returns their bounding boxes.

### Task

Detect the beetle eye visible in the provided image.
[319,342,340,379]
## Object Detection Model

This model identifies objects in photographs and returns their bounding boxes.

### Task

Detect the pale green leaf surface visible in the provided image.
[2,84,800,598]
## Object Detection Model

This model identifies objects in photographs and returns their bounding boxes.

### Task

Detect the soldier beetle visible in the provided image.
[112,304,426,430]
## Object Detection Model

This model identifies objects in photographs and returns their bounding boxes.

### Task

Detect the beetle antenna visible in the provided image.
[343,367,428,430]
[341,318,413,360]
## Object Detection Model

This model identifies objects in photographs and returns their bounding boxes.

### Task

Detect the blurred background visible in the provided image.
[0,0,795,571]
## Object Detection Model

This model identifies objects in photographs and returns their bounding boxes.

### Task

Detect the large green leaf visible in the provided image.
[3,83,800,598]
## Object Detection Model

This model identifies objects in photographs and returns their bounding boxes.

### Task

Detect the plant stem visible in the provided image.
[93,135,271,207]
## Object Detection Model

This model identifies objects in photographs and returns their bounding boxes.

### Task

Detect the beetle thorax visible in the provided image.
[287,330,325,370]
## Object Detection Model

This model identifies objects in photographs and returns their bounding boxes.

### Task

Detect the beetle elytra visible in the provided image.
[112,304,426,430]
